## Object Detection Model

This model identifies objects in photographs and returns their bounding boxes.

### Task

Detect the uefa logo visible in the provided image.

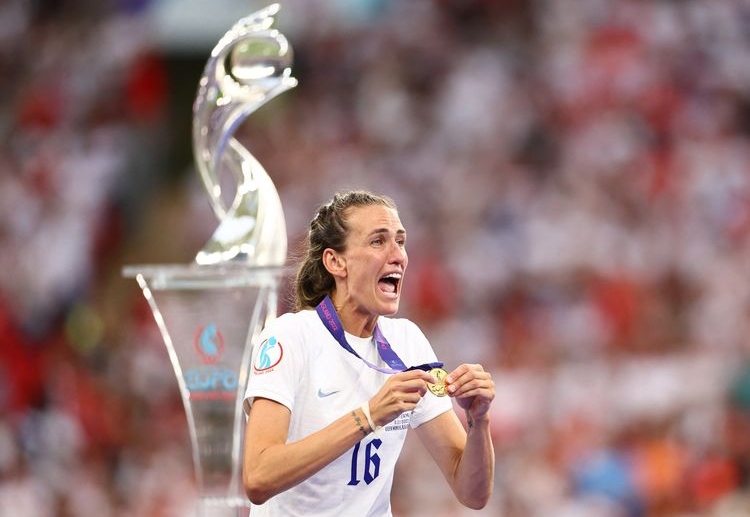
[186,323,237,398]
[194,323,225,365]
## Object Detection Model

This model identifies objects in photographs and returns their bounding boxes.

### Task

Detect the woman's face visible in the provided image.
[335,204,408,319]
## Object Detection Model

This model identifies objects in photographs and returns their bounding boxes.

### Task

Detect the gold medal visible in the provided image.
[427,367,448,397]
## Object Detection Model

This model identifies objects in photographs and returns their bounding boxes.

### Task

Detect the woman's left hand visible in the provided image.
[444,364,495,420]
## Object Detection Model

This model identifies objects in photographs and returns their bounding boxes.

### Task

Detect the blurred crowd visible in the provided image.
[2,0,750,515]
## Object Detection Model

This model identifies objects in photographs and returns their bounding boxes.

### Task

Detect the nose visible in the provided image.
[389,240,407,266]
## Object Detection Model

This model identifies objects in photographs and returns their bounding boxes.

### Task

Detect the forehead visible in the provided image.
[345,204,404,235]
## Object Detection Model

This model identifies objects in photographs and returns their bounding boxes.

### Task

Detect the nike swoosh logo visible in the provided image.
[317,388,340,398]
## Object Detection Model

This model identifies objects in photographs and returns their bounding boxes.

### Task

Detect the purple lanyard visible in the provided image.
[316,295,442,374]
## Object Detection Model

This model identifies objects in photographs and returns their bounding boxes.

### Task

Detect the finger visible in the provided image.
[383,374,429,395]
[446,364,469,383]
[394,369,435,383]
[447,373,493,397]
[446,365,488,388]
[451,381,494,398]
[446,363,483,384]
[400,378,431,395]
[383,391,427,412]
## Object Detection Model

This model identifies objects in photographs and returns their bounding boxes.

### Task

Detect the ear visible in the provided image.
[322,248,347,279]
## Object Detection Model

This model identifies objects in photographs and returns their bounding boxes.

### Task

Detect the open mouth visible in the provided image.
[378,273,401,295]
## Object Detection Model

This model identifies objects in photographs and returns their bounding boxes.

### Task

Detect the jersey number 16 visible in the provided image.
[348,438,382,486]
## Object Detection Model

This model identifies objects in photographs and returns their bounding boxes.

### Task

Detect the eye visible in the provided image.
[370,237,384,246]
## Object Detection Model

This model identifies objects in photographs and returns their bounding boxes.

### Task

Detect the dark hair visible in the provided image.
[294,190,397,310]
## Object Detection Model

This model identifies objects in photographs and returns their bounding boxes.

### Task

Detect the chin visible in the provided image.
[380,297,401,316]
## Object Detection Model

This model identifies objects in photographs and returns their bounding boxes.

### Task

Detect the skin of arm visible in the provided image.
[242,398,367,504]
[414,364,495,509]
[242,369,434,505]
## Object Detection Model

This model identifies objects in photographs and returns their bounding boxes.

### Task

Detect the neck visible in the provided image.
[330,292,377,338]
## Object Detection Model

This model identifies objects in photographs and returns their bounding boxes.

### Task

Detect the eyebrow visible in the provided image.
[368,228,406,237]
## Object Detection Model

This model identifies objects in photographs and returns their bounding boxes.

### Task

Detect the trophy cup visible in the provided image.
[123,4,296,516]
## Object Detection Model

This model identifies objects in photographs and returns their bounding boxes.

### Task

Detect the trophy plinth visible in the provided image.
[123,265,287,516]
[124,4,296,515]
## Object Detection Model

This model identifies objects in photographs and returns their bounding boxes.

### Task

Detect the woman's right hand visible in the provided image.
[368,369,435,427]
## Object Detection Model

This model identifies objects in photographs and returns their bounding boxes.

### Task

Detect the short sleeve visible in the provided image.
[243,313,304,415]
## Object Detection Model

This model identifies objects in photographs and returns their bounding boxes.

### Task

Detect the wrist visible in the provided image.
[361,402,383,436]
[351,410,368,438]
[465,410,490,430]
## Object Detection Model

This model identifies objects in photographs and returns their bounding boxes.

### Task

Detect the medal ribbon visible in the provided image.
[316,295,442,374]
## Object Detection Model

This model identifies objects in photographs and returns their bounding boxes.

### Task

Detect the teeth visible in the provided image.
[383,273,401,280]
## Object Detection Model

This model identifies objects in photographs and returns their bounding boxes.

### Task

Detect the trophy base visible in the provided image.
[198,497,252,517]
[123,263,282,517]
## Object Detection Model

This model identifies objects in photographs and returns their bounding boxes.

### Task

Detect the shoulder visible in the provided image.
[259,310,320,345]
[253,310,323,370]
[267,309,320,332]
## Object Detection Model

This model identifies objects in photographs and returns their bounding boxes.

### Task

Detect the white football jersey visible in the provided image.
[244,309,452,516]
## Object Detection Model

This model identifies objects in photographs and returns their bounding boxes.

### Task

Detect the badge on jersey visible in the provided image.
[253,336,284,373]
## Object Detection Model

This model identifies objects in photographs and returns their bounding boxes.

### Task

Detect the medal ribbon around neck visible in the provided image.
[316,295,443,374]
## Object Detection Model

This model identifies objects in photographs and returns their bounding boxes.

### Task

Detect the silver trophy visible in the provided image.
[123,4,295,516]
[193,2,295,266]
